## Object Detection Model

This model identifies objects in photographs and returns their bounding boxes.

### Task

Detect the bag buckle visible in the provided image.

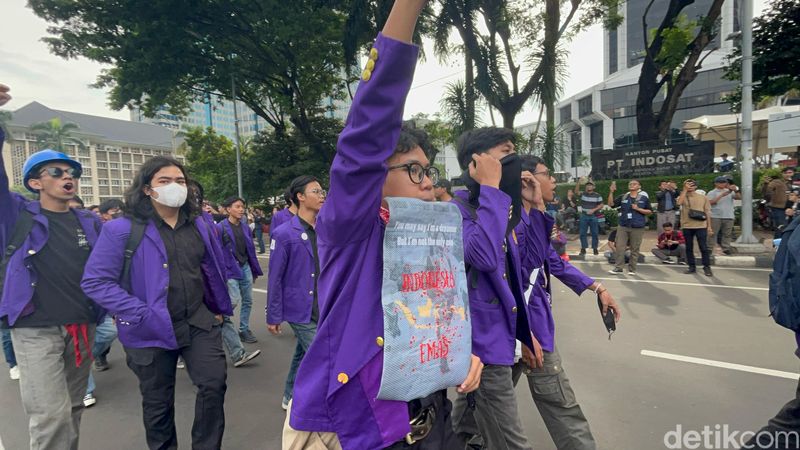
[404,405,435,445]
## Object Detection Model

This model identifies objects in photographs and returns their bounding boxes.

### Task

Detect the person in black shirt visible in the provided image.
[267,175,326,410]
[1,83,103,449]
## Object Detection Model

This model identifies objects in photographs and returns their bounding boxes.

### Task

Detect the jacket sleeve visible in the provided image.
[266,235,290,325]
[0,127,26,251]
[462,187,511,272]
[316,34,419,245]
[548,245,594,295]
[81,222,149,323]
[517,208,552,280]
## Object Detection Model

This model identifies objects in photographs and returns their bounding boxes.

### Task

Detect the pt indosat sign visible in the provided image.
[590,141,714,180]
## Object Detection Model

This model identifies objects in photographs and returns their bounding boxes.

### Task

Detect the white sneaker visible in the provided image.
[9,366,20,380]
[83,393,96,408]
[282,397,290,411]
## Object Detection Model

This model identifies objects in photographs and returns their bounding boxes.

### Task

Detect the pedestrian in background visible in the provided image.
[608,180,652,275]
[651,222,686,264]
[766,167,795,237]
[707,176,740,255]
[574,179,603,255]
[678,179,714,276]
[655,180,679,234]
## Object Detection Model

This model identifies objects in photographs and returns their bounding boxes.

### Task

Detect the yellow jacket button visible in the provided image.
[376,337,384,347]
[361,70,372,81]
[365,59,375,71]
[337,373,349,384]
[369,48,378,60]
[163,263,168,269]
[27,249,36,255]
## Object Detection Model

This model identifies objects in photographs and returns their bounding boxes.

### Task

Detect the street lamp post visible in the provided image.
[735,0,759,245]
[231,72,244,200]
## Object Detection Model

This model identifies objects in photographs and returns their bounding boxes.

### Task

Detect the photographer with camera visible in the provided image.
[678,179,713,276]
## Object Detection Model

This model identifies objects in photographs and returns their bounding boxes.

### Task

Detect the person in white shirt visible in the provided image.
[706,176,740,255]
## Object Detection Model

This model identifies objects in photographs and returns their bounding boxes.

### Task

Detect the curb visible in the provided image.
[567,253,774,268]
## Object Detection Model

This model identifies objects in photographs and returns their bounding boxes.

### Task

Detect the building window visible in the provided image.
[608,28,618,74]
[570,131,582,167]
[96,151,107,161]
[122,163,131,170]
[83,168,92,176]
[109,163,119,169]
[81,187,93,196]
[111,180,120,186]
[97,161,107,168]
[559,105,572,125]
[590,122,603,150]
[98,179,109,186]
[578,96,593,118]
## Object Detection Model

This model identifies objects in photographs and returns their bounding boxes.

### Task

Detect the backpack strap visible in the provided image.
[0,210,35,296]
[121,219,147,291]
[452,196,478,221]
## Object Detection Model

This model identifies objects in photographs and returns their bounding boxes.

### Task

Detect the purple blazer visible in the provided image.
[270,208,293,236]
[0,130,104,326]
[81,216,233,349]
[267,215,316,325]
[516,208,594,352]
[289,34,419,449]
[217,218,264,280]
[452,189,535,366]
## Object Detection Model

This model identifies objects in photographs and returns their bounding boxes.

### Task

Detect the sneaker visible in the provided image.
[282,397,290,411]
[176,358,185,370]
[579,248,586,255]
[608,268,624,275]
[628,270,637,275]
[703,266,714,277]
[684,267,697,274]
[239,330,258,344]
[9,366,20,380]
[722,249,732,255]
[83,393,96,408]
[677,259,687,265]
[593,248,599,255]
[662,257,674,264]
[233,349,262,367]
[94,355,110,372]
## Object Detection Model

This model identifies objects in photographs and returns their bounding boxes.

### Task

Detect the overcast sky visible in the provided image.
[1,0,767,127]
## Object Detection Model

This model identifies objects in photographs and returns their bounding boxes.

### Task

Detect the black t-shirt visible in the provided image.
[156,213,215,347]
[230,221,249,266]
[14,210,96,327]
[298,217,320,323]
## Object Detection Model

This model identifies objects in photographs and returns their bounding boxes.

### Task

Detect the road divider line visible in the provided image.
[641,350,798,380]
[592,277,768,291]
[254,288,267,294]
[569,260,772,272]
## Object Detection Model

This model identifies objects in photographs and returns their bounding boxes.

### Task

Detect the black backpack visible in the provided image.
[769,215,800,330]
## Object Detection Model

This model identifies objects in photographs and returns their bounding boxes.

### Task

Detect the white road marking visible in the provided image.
[254,288,267,294]
[592,277,768,291]
[641,350,799,380]
[569,260,772,272]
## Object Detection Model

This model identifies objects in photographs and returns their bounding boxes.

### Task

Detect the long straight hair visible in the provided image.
[124,156,201,222]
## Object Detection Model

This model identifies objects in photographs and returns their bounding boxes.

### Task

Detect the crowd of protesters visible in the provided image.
[0,1,795,448]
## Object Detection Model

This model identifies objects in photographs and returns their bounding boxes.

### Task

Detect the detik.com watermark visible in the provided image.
[664,424,800,449]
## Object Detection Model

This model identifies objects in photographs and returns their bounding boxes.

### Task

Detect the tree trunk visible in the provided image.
[465,51,476,131]
[542,0,560,169]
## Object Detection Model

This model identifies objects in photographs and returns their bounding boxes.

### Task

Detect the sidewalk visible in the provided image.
[564,228,776,268]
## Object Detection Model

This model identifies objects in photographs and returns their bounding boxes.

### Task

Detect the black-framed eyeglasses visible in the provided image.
[388,162,440,185]
[38,167,82,179]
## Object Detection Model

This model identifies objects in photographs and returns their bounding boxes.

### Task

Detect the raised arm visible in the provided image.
[316,2,423,244]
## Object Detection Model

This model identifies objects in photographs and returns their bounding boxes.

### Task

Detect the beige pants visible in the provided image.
[282,401,342,450]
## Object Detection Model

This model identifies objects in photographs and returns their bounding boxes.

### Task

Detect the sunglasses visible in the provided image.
[38,166,82,179]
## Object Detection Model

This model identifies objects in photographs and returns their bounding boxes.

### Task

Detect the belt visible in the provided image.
[405,404,436,445]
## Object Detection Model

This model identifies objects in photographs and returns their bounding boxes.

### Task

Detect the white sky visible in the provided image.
[1,0,767,126]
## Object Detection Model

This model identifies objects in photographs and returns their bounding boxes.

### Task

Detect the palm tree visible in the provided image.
[30,117,86,152]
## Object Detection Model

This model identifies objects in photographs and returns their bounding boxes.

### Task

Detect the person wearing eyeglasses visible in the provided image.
[285,3,483,448]
[0,84,105,449]
[266,175,326,411]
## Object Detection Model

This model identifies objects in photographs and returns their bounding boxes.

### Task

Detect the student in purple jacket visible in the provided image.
[267,175,326,411]
[0,85,103,449]
[511,155,621,450]
[219,196,265,344]
[270,190,297,237]
[286,2,483,448]
[81,157,233,450]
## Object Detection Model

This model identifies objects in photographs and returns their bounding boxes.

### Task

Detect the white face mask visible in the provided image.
[150,182,187,208]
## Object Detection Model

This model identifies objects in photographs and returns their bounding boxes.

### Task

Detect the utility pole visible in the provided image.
[231,72,244,200]
[735,0,759,246]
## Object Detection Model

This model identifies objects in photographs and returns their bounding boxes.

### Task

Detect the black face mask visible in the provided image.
[460,153,522,235]
[499,154,522,234]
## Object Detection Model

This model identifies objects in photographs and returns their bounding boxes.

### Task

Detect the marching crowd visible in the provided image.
[0,1,797,450]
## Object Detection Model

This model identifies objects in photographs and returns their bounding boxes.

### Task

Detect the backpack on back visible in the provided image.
[769,215,800,330]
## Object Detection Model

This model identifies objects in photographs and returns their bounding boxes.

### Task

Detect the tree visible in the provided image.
[30,117,85,152]
[433,0,622,129]
[635,0,725,144]
[723,0,800,109]
[184,127,239,202]
[0,111,12,140]
[29,0,356,165]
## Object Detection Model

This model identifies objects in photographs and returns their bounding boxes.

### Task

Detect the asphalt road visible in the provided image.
[1,256,795,450]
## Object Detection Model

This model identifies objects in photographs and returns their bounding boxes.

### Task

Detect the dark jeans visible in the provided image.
[744,376,800,449]
[771,207,788,238]
[1,327,15,368]
[254,227,266,253]
[384,390,464,449]
[683,227,711,269]
[579,214,599,250]
[125,325,227,450]
[283,322,317,402]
